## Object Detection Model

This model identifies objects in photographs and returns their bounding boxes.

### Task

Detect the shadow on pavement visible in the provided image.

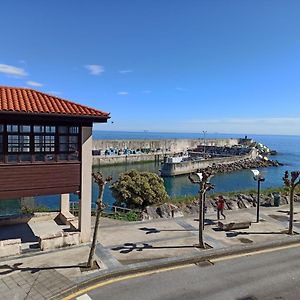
[226,231,286,237]
[0,262,82,276]
[111,242,196,254]
[194,218,217,225]
[139,227,197,234]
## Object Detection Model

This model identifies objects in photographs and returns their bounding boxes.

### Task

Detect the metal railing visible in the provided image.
[69,201,132,216]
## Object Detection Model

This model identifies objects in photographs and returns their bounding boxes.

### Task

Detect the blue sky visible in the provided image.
[0,0,300,135]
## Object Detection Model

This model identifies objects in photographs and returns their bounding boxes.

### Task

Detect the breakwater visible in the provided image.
[93,138,242,153]
[160,149,258,176]
[93,153,163,166]
[92,138,245,166]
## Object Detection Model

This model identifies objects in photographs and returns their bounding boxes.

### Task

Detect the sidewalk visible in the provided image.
[1,204,300,299]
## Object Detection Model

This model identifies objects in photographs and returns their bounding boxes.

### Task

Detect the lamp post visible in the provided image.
[251,169,265,223]
[188,170,214,248]
[202,131,207,156]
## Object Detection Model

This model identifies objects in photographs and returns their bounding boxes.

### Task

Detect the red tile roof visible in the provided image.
[0,86,110,119]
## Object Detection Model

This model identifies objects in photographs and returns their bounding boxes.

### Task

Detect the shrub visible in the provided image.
[110,170,170,210]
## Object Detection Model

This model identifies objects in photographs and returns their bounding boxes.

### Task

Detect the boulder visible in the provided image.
[146,206,160,219]
[237,200,246,209]
[225,199,239,210]
[157,203,171,218]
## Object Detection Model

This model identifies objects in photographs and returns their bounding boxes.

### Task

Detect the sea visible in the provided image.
[1,131,300,215]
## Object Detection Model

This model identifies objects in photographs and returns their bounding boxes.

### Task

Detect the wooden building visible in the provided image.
[0,86,109,242]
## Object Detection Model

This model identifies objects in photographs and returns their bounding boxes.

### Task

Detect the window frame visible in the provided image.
[0,123,81,164]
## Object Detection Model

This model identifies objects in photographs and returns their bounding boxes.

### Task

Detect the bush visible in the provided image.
[110,170,170,210]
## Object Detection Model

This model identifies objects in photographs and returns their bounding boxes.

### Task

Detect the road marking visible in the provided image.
[63,264,193,300]
[64,242,300,300]
[76,294,92,300]
[211,242,300,263]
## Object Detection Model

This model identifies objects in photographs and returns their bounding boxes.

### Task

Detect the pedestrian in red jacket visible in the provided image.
[217,195,226,220]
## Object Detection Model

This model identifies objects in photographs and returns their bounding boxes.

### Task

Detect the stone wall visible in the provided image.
[0,239,21,258]
[39,231,80,251]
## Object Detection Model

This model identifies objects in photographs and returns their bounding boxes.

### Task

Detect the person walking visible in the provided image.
[217,195,226,220]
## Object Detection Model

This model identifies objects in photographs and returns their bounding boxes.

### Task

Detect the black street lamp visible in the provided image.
[251,169,265,223]
[188,170,214,248]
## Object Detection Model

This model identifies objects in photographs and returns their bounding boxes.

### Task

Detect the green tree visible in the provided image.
[110,170,170,210]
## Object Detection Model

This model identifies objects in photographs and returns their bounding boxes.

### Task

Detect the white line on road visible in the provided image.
[76,294,92,300]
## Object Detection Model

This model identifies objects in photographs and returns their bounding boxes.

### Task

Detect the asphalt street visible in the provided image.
[76,245,300,300]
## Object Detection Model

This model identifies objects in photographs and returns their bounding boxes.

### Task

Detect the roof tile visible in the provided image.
[0,86,109,119]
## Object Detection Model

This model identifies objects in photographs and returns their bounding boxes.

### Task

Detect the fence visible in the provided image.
[69,201,132,216]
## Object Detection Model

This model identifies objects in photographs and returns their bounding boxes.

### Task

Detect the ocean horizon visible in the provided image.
[93,130,300,140]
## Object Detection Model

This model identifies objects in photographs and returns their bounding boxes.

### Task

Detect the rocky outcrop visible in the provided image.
[142,192,300,220]
[202,158,282,175]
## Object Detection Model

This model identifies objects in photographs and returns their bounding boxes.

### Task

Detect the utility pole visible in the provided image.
[188,170,214,249]
[283,171,300,235]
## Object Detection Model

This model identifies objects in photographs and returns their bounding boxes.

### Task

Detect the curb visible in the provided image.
[53,234,300,300]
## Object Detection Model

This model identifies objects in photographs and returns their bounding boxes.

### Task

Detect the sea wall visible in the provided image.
[93,153,162,166]
[92,138,243,166]
[93,138,242,153]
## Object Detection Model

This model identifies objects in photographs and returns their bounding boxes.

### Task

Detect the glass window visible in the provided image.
[20,125,31,133]
[0,135,2,153]
[69,152,79,160]
[0,125,3,132]
[45,126,56,133]
[19,154,31,162]
[34,135,55,152]
[34,125,44,133]
[7,154,18,163]
[34,154,45,161]
[58,154,68,160]
[7,125,18,132]
[69,126,79,134]
[8,135,30,153]
[45,154,55,161]
[58,126,68,134]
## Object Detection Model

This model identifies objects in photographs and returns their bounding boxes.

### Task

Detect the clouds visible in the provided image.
[85,64,104,75]
[26,80,43,87]
[0,63,44,88]
[118,69,133,74]
[0,64,27,77]
[117,91,129,96]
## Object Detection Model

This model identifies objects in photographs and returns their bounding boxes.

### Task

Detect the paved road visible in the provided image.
[76,245,300,300]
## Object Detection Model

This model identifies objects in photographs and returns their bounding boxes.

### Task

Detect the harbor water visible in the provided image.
[1,132,300,214]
